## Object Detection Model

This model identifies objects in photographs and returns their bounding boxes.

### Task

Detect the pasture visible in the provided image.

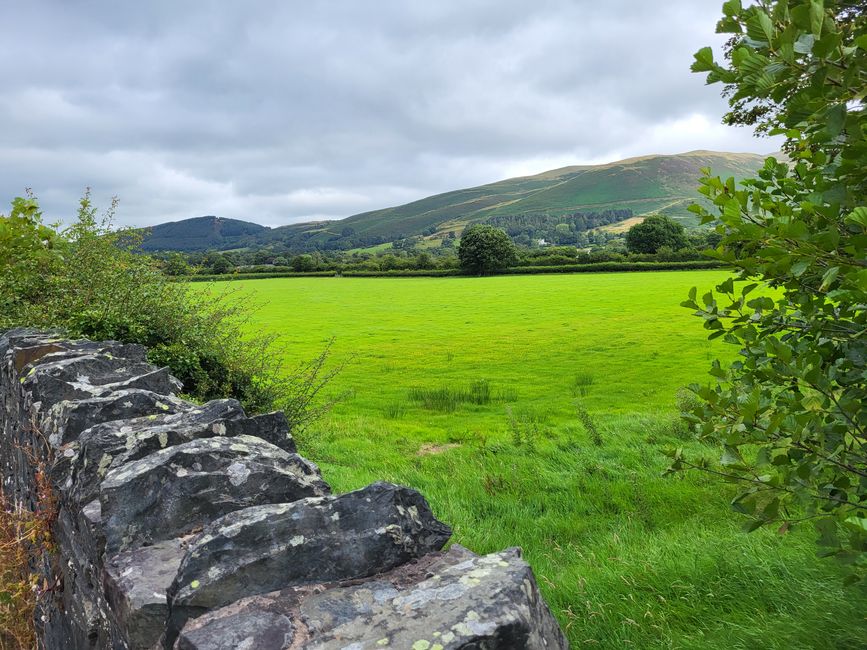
[224,271,865,648]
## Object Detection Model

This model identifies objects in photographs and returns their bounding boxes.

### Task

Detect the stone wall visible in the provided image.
[1,329,568,649]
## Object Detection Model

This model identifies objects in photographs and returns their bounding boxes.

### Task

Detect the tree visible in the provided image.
[670,0,867,580]
[457,224,517,275]
[163,253,190,276]
[209,254,232,274]
[291,254,316,272]
[625,215,688,253]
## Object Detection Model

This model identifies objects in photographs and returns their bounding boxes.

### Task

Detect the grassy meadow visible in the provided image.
[221,271,866,648]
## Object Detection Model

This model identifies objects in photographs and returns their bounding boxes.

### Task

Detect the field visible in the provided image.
[225,271,866,648]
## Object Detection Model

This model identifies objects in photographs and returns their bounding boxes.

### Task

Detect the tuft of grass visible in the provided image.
[468,379,491,405]
[407,386,464,412]
[383,401,406,419]
[571,372,595,397]
[408,379,505,412]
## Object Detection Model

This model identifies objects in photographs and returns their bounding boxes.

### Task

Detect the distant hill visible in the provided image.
[140,151,770,252]
[337,150,767,238]
[139,216,269,251]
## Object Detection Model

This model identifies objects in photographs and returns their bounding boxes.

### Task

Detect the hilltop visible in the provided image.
[139,151,769,252]
[139,215,269,252]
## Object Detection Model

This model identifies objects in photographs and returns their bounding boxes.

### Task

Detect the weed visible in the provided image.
[407,386,462,412]
[496,386,519,402]
[0,443,57,650]
[506,406,542,450]
[408,378,506,412]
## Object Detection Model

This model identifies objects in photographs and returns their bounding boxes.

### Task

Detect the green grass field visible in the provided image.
[225,271,866,648]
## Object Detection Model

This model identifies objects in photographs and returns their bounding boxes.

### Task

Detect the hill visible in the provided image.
[140,151,769,252]
[336,150,766,239]
[139,216,270,251]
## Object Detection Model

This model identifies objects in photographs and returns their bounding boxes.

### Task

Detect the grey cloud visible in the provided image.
[0,0,779,228]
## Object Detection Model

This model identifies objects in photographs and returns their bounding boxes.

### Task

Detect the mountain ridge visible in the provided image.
[139,150,771,251]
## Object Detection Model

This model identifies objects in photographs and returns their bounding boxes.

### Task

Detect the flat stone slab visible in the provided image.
[300,548,568,649]
[59,399,248,505]
[174,546,568,650]
[41,389,192,447]
[100,435,329,553]
[22,353,181,408]
[166,481,452,645]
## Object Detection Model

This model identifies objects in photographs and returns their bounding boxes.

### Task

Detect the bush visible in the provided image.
[0,192,338,424]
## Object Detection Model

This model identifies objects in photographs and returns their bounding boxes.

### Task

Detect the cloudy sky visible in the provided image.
[0,1,780,228]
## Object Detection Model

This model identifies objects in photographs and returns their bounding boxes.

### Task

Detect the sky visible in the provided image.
[0,1,782,228]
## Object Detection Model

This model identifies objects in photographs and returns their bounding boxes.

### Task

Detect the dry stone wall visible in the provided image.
[1,329,569,649]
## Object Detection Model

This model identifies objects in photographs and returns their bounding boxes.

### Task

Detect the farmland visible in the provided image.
[223,271,866,649]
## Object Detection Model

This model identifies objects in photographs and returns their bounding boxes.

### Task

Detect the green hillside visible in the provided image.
[140,151,770,252]
[335,150,767,239]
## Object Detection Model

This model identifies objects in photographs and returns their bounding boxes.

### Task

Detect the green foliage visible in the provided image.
[457,224,517,274]
[0,192,337,424]
[675,0,867,578]
[625,215,688,253]
[0,195,63,324]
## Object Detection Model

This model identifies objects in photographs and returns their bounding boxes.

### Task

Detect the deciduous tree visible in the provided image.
[625,215,687,253]
[457,224,517,275]
[671,0,867,581]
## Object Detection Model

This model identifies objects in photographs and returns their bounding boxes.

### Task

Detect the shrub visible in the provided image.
[0,192,338,424]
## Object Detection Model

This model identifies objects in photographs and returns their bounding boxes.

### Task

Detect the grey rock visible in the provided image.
[174,594,301,650]
[100,435,329,554]
[40,389,192,448]
[174,548,477,649]
[223,411,296,454]
[299,547,569,649]
[22,353,181,408]
[174,546,568,650]
[60,399,248,506]
[165,481,451,645]
[103,539,188,650]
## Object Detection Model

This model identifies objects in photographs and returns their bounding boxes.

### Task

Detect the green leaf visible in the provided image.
[722,0,742,17]
[826,104,846,136]
[844,207,867,229]
[692,47,716,72]
[743,518,765,533]
[820,266,839,291]
[791,260,810,277]
[809,0,824,37]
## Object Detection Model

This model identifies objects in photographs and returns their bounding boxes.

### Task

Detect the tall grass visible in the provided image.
[571,372,595,397]
[407,378,512,412]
